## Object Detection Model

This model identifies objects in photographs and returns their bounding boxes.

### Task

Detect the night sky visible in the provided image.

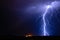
[2,0,60,36]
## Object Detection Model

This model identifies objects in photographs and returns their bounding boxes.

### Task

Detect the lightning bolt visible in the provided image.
[42,1,60,36]
[42,5,51,36]
[25,1,59,36]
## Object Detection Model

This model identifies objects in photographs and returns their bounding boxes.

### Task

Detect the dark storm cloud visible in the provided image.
[2,0,60,36]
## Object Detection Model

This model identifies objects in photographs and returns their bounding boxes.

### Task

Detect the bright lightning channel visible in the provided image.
[42,5,52,36]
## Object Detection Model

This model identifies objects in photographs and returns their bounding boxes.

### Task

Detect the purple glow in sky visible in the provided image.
[23,1,60,36]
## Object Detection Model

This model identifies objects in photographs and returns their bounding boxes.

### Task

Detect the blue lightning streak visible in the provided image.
[42,1,60,36]
[25,1,59,36]
[42,5,51,36]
